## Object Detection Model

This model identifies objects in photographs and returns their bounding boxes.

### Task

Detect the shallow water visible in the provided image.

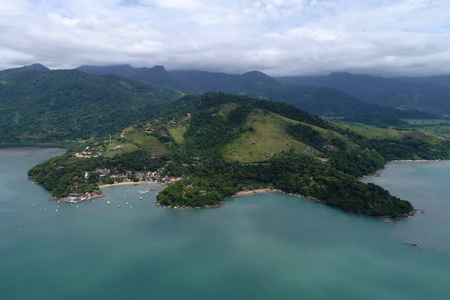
[1,149,450,300]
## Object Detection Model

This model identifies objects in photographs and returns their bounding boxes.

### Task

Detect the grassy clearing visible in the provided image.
[403,119,450,139]
[104,143,139,157]
[334,122,443,144]
[218,103,239,119]
[335,123,413,139]
[168,125,188,144]
[125,132,167,156]
[223,110,311,163]
[298,121,358,150]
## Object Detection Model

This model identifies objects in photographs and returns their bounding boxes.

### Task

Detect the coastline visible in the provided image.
[387,159,446,164]
[99,181,165,189]
[231,188,327,205]
[231,188,281,197]
[358,159,450,219]
[229,188,414,220]
[360,159,450,180]
[160,159,436,218]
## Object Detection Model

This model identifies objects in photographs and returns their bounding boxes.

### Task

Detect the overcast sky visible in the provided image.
[1,0,449,76]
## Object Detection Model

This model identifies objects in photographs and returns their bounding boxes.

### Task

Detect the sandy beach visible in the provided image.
[232,188,281,197]
[231,188,328,205]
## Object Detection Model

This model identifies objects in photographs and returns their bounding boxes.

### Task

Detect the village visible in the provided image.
[59,166,183,204]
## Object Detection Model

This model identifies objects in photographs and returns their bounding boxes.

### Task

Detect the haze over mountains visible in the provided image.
[76,64,450,117]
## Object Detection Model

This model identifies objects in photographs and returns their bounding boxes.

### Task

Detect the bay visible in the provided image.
[1,148,450,300]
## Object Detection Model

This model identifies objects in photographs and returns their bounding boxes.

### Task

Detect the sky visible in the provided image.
[0,0,449,77]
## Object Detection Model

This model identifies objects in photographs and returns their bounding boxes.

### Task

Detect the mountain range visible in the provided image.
[1,62,449,143]
[77,64,449,117]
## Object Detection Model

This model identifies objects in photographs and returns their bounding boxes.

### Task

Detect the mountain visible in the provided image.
[25,63,50,71]
[77,64,179,90]
[79,66,280,95]
[277,72,450,115]
[79,64,424,120]
[0,67,182,143]
[168,69,280,95]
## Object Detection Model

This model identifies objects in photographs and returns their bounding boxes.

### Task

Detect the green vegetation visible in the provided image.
[168,125,188,144]
[125,132,167,156]
[334,122,431,140]
[342,114,408,127]
[402,119,450,139]
[158,151,412,217]
[0,67,182,143]
[223,110,309,163]
[103,143,139,158]
[27,92,450,217]
[28,150,165,198]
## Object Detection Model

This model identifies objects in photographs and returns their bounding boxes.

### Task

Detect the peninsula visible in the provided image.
[27,93,450,218]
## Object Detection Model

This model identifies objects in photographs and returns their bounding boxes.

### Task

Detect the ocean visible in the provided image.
[1,148,450,300]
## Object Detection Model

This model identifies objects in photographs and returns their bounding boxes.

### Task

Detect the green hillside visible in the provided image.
[0,67,182,143]
[28,92,450,217]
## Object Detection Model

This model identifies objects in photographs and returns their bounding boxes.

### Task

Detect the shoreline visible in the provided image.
[99,181,165,189]
[229,188,414,220]
[358,159,449,219]
[387,159,447,164]
[359,159,450,180]
[231,188,327,204]
[231,188,282,197]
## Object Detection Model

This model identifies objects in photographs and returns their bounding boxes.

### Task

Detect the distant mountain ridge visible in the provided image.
[395,74,450,89]
[77,64,180,90]
[76,64,432,119]
[277,72,450,115]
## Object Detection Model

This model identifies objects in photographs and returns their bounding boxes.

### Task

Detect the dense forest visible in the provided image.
[157,151,412,217]
[0,67,182,143]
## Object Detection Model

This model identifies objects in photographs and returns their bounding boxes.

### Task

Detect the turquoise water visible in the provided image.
[1,148,450,300]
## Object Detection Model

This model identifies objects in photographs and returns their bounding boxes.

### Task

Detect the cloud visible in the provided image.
[152,0,203,10]
[0,0,450,76]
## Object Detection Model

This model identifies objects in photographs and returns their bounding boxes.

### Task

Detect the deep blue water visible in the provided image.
[1,149,450,300]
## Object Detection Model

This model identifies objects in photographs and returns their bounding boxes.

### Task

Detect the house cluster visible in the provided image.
[74,146,100,159]
[145,167,182,183]
[61,192,104,203]
[96,168,131,183]
[119,128,132,139]
[93,166,182,185]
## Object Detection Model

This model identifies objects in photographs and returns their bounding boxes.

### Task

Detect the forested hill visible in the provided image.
[0,67,182,143]
[28,92,450,217]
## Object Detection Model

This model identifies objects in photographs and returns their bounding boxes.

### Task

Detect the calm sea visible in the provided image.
[1,148,450,300]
